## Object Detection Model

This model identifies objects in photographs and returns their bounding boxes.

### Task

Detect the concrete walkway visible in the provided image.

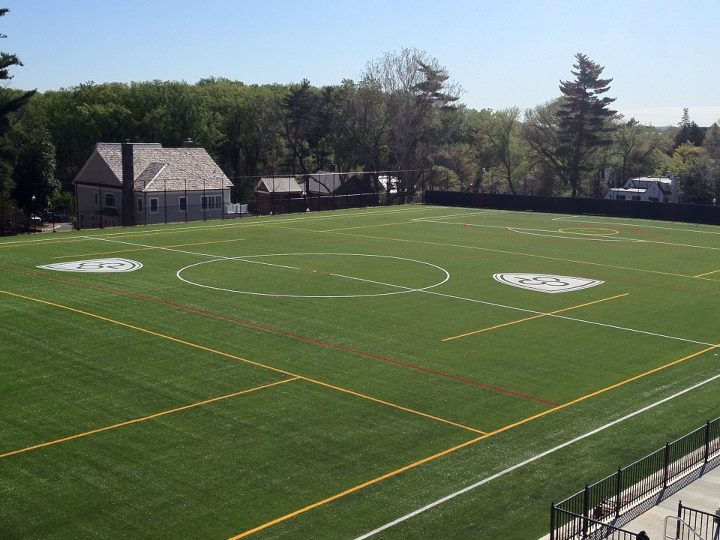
[622,461,720,539]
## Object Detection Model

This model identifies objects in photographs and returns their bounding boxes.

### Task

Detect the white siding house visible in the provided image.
[606,175,679,203]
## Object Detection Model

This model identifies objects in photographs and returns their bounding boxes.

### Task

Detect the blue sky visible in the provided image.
[3,0,719,126]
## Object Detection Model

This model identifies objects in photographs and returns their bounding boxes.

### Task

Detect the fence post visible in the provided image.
[549,502,556,540]
[705,420,711,463]
[582,484,590,537]
[676,500,682,539]
[615,467,623,518]
[663,442,671,488]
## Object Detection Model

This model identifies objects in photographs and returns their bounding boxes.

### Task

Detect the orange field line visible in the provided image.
[0,377,299,460]
[443,293,629,342]
[50,237,246,259]
[227,342,718,539]
[0,290,486,436]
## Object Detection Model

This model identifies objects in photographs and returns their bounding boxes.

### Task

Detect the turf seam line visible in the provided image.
[1,264,558,406]
[0,377,299,460]
[354,370,720,539]
[442,293,629,342]
[0,289,488,437]
[225,343,719,539]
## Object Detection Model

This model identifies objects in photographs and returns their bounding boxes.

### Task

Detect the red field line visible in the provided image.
[1,264,560,407]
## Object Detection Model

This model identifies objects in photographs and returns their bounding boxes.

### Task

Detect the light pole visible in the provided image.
[30,195,36,232]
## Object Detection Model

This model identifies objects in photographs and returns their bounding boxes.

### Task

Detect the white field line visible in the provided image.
[411,210,503,221]
[551,216,720,236]
[423,290,715,348]
[89,205,429,238]
[420,219,720,251]
[81,236,718,348]
[355,371,720,539]
[0,206,428,247]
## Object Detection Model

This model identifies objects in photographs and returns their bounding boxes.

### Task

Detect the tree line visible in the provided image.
[1,9,720,222]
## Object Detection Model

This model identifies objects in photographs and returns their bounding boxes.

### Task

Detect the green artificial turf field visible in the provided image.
[1,204,719,539]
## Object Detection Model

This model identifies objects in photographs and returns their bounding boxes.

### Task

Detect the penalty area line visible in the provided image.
[354,370,720,539]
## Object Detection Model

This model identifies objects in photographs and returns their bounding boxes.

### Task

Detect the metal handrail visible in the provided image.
[664,515,705,540]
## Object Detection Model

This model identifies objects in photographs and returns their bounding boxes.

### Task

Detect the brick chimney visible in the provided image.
[121,141,136,226]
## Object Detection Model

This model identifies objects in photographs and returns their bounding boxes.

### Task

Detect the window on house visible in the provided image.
[649,197,659,202]
[149,197,159,213]
[105,193,116,208]
[137,198,143,212]
[617,195,626,200]
[202,195,224,210]
[93,192,99,207]
[632,195,641,201]
[179,197,187,212]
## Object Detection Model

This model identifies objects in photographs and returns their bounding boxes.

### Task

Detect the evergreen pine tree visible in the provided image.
[557,53,616,197]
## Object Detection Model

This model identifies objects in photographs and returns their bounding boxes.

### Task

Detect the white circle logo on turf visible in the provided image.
[177,253,450,298]
[37,258,143,273]
[493,273,603,294]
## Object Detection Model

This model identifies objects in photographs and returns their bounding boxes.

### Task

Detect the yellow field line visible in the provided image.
[693,268,720,278]
[305,378,486,434]
[0,290,485,436]
[0,377,299,460]
[227,342,719,539]
[50,237,246,259]
[443,293,629,342]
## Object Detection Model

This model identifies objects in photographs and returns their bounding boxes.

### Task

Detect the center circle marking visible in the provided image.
[176,253,450,298]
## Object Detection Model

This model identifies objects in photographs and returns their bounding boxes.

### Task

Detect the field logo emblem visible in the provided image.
[493,273,603,293]
[38,258,143,273]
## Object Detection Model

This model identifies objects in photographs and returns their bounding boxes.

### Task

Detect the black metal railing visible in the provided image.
[550,416,720,539]
[677,501,720,539]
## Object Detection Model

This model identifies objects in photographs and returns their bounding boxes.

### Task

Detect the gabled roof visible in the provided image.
[624,177,674,194]
[307,171,344,194]
[256,176,303,193]
[74,143,232,192]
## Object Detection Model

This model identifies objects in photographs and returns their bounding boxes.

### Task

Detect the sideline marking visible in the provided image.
[0,206,425,249]
[355,370,720,539]
[0,377,299,460]
[86,230,717,350]
[443,293,629,342]
[0,264,557,407]
[322,229,719,282]
[226,344,719,539]
[551,215,720,236]
[50,238,247,259]
[421,219,720,252]
[694,268,720,278]
[90,232,718,349]
[0,290,486,435]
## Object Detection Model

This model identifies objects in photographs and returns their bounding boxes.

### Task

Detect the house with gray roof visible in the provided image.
[255,176,304,214]
[74,142,233,228]
[606,175,679,203]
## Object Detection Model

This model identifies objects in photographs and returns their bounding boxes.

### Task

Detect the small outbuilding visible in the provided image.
[255,176,304,214]
[74,142,232,228]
